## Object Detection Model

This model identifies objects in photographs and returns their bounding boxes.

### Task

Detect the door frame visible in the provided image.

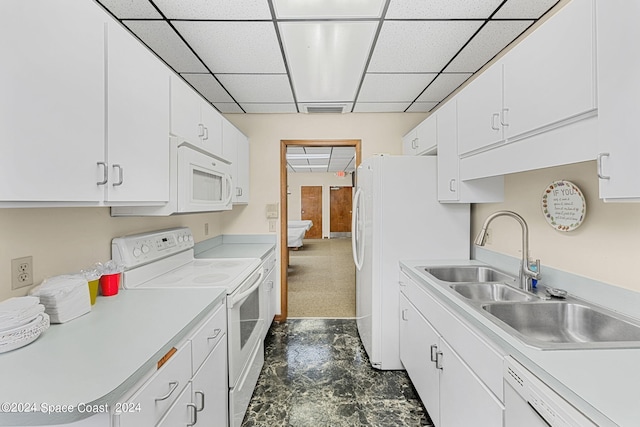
[277,139,361,322]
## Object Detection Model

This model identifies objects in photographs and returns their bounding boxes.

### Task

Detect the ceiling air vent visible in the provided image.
[303,104,347,114]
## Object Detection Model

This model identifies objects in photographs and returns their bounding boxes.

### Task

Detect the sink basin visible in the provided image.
[422,266,515,284]
[482,301,640,349]
[451,283,538,302]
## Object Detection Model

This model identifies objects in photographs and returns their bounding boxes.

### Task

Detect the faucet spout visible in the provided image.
[474,210,540,292]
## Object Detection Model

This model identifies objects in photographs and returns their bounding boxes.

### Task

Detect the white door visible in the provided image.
[106,20,170,203]
[170,75,203,144]
[191,336,228,427]
[436,101,460,202]
[0,0,105,202]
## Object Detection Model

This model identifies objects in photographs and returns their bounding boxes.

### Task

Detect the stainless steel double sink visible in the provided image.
[419,265,640,350]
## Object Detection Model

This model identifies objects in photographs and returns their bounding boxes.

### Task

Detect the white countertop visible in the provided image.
[0,287,226,425]
[400,259,639,427]
[196,243,275,260]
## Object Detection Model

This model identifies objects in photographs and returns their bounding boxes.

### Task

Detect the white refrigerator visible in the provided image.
[351,155,470,370]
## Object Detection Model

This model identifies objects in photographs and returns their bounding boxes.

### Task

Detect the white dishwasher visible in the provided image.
[504,357,597,427]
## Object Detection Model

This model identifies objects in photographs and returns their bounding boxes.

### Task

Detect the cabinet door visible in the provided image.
[106,21,170,203]
[457,63,504,156]
[402,128,418,155]
[156,383,195,427]
[191,336,228,427]
[437,101,460,202]
[0,0,105,202]
[223,121,250,204]
[399,293,440,424]
[170,75,202,144]
[439,339,504,427]
[414,115,437,155]
[596,0,640,200]
[503,0,596,141]
[200,103,223,157]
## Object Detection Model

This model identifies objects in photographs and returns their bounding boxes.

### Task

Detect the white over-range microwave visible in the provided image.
[112,137,233,216]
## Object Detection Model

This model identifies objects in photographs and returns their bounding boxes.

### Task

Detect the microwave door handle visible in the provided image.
[224,174,233,205]
[228,269,264,309]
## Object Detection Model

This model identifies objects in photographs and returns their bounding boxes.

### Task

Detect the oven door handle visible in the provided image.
[228,269,265,309]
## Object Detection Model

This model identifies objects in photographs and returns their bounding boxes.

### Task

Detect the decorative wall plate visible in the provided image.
[541,180,586,231]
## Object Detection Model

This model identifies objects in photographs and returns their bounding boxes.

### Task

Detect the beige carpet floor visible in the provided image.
[287,238,356,318]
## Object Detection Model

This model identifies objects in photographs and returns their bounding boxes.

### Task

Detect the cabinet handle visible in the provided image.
[96,162,108,185]
[413,138,419,149]
[187,403,198,426]
[207,328,221,341]
[500,108,510,127]
[401,309,409,321]
[195,390,205,411]
[435,351,444,370]
[198,123,205,138]
[430,345,438,362]
[491,113,500,131]
[449,179,456,193]
[155,381,179,401]
[112,164,123,186]
[236,187,243,197]
[597,152,610,180]
[203,126,209,140]
[399,281,406,287]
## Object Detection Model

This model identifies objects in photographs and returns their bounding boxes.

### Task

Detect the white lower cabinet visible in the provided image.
[261,251,278,339]
[190,336,228,427]
[399,274,505,427]
[156,383,194,427]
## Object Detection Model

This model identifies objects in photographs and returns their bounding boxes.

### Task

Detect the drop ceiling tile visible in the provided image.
[153,0,271,19]
[214,103,244,113]
[173,21,285,73]
[97,0,161,19]
[181,73,235,103]
[123,20,208,73]
[273,0,385,19]
[331,147,355,158]
[306,147,332,155]
[369,21,483,72]
[353,102,411,113]
[358,73,436,103]
[217,74,293,103]
[288,159,312,166]
[280,22,377,102]
[287,147,305,154]
[406,102,439,113]
[494,0,560,19]
[386,0,503,19]
[241,103,298,113]
[444,20,533,73]
[416,73,472,103]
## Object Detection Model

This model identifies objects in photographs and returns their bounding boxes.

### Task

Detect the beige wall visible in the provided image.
[219,112,427,235]
[0,208,224,301]
[287,172,354,238]
[472,160,640,293]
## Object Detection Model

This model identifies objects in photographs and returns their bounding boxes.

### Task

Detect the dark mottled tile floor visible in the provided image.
[242,319,434,427]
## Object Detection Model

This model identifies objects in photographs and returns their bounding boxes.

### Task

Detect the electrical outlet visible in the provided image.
[204,223,209,236]
[12,256,33,289]
[269,220,277,233]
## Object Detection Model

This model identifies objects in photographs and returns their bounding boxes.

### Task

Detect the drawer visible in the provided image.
[400,272,505,401]
[117,342,192,427]
[156,382,194,427]
[190,299,226,374]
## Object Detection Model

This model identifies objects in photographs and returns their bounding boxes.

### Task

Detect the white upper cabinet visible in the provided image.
[402,115,437,156]
[502,0,596,142]
[436,100,503,203]
[457,63,505,156]
[222,120,250,204]
[596,0,640,201]
[170,75,223,158]
[106,20,170,204]
[0,0,106,203]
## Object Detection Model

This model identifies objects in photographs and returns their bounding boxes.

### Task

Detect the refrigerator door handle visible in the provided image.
[351,187,364,271]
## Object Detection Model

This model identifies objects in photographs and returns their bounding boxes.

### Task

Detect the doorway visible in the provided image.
[278,139,361,321]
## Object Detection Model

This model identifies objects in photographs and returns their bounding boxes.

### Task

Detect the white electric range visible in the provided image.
[112,227,266,427]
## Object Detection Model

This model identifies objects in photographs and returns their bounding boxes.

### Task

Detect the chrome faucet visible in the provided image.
[474,210,540,292]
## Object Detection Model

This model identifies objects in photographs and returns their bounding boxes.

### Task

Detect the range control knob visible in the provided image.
[141,245,150,254]
[177,235,184,243]
[133,247,142,258]
[188,235,194,242]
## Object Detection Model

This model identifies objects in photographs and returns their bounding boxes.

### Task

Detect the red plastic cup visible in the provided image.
[99,273,120,296]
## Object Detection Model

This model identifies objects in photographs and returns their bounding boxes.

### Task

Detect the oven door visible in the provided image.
[177,145,233,213]
[227,266,265,387]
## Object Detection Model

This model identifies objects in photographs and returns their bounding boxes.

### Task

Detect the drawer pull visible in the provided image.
[207,329,222,341]
[187,403,198,426]
[195,390,205,411]
[154,381,179,401]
